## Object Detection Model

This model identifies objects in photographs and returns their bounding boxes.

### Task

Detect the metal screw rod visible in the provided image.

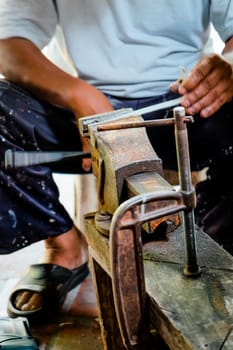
[174,107,201,277]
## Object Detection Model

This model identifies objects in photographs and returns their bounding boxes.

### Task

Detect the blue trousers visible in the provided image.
[0,79,233,253]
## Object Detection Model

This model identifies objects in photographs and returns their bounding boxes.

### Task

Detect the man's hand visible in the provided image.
[170,53,233,118]
[71,79,114,171]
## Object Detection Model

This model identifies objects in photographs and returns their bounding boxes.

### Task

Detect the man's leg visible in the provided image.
[0,80,97,316]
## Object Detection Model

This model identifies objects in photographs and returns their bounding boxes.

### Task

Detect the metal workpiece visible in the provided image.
[4,149,90,168]
[96,114,192,132]
[105,96,182,120]
[97,117,175,131]
[79,96,182,136]
[173,106,201,277]
[78,108,133,137]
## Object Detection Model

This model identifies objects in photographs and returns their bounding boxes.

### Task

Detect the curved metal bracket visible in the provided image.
[110,190,185,349]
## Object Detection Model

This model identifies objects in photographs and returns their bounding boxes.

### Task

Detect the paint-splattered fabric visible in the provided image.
[0,79,84,253]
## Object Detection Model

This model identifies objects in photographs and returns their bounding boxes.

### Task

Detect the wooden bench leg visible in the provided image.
[74,174,98,233]
[89,253,126,350]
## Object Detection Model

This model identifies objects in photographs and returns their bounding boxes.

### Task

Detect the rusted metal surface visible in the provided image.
[126,171,180,234]
[89,115,164,215]
[110,190,185,349]
[173,108,200,277]
[96,116,190,131]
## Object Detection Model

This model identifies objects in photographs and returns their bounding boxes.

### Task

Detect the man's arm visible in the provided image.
[0,37,113,118]
[0,37,113,170]
[177,36,233,118]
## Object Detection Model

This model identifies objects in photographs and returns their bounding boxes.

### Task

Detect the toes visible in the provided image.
[15,291,42,311]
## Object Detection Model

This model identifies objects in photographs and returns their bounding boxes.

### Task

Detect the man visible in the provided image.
[0,0,232,322]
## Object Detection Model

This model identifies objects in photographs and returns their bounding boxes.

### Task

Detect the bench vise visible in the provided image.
[79,106,201,349]
[80,109,179,237]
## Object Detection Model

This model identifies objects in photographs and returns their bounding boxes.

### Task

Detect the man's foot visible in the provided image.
[10,226,98,319]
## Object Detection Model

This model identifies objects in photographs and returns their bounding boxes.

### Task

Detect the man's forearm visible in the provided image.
[0,37,80,111]
[0,37,113,119]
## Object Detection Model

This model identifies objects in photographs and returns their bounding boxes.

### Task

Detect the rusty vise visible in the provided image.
[79,105,201,350]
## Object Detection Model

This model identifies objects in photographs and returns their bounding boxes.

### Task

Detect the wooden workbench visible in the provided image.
[84,214,233,350]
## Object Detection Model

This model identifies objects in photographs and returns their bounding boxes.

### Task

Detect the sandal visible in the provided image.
[7,262,89,323]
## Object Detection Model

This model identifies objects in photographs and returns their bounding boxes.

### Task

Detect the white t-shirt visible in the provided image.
[0,0,233,98]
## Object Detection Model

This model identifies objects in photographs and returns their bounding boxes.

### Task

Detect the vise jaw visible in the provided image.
[79,110,178,236]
